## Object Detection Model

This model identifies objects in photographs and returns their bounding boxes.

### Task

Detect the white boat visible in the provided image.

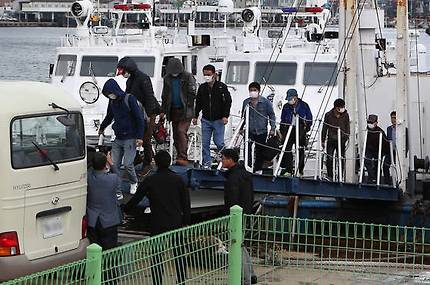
[50,0,235,144]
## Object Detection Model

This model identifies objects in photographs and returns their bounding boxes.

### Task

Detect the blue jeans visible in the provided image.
[201,118,225,166]
[112,139,138,184]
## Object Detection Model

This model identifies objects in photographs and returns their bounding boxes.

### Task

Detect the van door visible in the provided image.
[10,112,86,260]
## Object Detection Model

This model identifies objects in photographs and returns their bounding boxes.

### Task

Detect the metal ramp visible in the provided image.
[186,168,402,202]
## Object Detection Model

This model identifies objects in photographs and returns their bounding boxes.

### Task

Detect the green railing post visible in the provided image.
[86,243,102,285]
[228,205,243,285]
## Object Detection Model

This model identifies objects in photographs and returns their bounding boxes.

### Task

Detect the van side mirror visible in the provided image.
[49,64,55,78]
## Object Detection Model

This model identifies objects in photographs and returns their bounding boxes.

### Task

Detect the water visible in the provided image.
[0,27,69,82]
[2,27,430,82]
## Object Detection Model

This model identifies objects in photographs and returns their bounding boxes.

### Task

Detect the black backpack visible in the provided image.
[262,135,281,161]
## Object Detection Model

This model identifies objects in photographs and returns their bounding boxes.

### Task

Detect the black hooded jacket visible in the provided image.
[118,57,161,116]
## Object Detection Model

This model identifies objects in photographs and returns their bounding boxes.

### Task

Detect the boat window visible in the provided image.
[11,113,85,169]
[254,62,297,85]
[303,62,337,86]
[80,56,118,77]
[129,56,155,77]
[55,55,77,76]
[226,61,249,84]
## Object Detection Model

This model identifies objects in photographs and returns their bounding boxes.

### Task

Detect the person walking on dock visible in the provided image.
[321,98,350,181]
[221,148,257,284]
[123,150,191,285]
[242,82,276,174]
[160,58,196,166]
[193,64,232,168]
[117,57,161,174]
[280,88,313,176]
[87,152,122,250]
[98,79,145,194]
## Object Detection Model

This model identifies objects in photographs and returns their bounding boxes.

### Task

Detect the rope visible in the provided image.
[259,0,306,96]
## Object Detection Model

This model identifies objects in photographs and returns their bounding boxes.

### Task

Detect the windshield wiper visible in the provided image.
[49,102,70,114]
[32,141,59,171]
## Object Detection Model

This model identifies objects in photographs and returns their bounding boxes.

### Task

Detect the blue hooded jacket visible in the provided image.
[100,79,145,140]
[281,98,313,131]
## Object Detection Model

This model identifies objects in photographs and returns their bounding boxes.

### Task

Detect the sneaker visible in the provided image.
[129,183,138,195]
[144,207,151,214]
[282,171,291,177]
[255,170,263,175]
[116,192,124,200]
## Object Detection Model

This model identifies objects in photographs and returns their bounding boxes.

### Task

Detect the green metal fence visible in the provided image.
[100,214,233,284]
[242,214,430,284]
[5,207,430,285]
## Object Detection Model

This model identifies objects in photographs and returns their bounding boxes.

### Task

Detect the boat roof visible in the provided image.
[0,81,81,118]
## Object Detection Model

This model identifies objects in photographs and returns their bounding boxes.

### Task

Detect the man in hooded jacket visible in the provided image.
[117,57,161,170]
[98,79,145,194]
[160,58,196,166]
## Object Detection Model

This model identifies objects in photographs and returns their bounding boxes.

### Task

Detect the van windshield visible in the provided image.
[11,113,85,169]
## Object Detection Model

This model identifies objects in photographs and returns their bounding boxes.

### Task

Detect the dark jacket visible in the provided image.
[366,126,390,155]
[100,79,145,140]
[224,164,254,215]
[124,168,191,235]
[87,166,122,229]
[195,81,232,121]
[118,57,161,116]
[280,99,313,133]
[161,58,196,121]
[321,108,350,143]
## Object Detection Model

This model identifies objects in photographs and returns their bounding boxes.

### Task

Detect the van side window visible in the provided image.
[11,113,85,169]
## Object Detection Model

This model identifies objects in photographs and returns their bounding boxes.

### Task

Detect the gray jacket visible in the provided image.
[161,58,196,121]
[86,167,123,229]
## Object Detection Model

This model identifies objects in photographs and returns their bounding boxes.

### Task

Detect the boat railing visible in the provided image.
[60,29,189,48]
[196,104,399,188]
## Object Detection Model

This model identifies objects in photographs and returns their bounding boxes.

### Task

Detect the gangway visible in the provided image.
[186,168,402,202]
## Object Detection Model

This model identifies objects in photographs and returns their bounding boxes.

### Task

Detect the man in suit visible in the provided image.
[124,150,191,285]
[86,152,123,250]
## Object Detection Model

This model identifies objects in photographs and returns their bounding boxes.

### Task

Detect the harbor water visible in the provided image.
[3,27,430,82]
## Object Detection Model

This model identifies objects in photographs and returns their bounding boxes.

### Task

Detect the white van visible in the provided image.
[0,81,89,281]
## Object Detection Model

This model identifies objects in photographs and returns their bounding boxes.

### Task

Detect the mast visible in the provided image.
[343,0,359,183]
[395,0,410,190]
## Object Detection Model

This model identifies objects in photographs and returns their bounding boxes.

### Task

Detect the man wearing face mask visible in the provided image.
[321,99,350,180]
[280,88,313,176]
[364,114,391,184]
[117,57,161,173]
[160,58,196,166]
[242,82,276,174]
[193,64,232,168]
[99,79,145,194]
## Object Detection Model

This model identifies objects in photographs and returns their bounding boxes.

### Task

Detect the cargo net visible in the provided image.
[242,214,430,285]
[101,216,230,285]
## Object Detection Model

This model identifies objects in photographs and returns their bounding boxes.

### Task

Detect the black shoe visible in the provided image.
[251,275,258,284]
